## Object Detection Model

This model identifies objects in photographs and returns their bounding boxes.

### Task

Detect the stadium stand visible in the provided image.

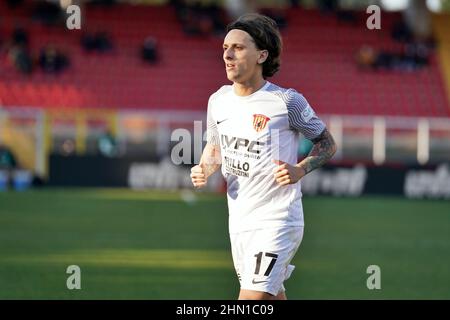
[0,2,449,116]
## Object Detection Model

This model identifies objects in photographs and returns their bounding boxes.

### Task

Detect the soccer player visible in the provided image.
[190,13,336,300]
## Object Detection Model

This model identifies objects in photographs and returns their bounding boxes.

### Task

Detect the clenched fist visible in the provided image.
[191,164,207,189]
[273,159,306,186]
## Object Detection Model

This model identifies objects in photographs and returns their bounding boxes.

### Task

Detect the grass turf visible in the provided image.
[0,188,449,299]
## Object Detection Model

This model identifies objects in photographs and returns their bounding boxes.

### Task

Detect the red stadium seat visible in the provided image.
[0,3,448,117]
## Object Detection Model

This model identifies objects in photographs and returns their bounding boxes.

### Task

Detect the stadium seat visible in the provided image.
[0,2,448,117]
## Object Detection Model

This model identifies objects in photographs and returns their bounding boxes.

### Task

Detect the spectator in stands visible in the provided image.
[0,144,17,170]
[180,3,203,36]
[207,3,226,36]
[81,32,113,53]
[173,0,226,37]
[94,32,113,52]
[336,9,358,25]
[318,0,338,13]
[12,26,28,47]
[8,44,33,75]
[355,45,377,70]
[260,8,288,30]
[141,37,158,64]
[403,42,430,69]
[97,130,118,157]
[31,1,62,25]
[356,45,429,72]
[38,45,69,74]
[392,20,414,44]
[61,139,75,156]
[0,144,18,190]
[81,33,97,51]
[6,26,32,74]
[171,0,188,22]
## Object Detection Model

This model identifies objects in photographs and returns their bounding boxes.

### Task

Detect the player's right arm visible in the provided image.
[191,143,221,189]
[191,93,221,189]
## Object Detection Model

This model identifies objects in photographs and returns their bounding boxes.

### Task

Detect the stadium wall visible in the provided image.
[47,155,450,199]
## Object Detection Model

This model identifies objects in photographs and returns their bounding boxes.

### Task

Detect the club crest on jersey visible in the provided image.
[252,114,270,132]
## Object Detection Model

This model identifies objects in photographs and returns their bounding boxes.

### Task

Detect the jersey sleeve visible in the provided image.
[206,96,220,145]
[286,90,326,140]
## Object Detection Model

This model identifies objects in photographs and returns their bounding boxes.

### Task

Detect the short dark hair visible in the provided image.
[226,13,282,79]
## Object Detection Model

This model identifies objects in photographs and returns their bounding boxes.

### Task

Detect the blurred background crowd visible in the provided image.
[0,0,449,196]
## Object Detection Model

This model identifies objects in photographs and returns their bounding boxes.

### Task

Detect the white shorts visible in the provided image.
[230,226,304,296]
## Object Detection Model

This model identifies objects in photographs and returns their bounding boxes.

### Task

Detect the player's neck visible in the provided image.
[233,77,267,97]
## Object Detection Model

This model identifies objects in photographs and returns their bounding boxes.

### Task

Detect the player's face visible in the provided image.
[222,29,265,84]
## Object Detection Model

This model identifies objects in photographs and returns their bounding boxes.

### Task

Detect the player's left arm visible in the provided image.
[297,128,337,175]
[274,128,337,186]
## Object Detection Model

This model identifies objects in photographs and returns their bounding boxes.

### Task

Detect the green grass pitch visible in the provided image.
[0,188,449,299]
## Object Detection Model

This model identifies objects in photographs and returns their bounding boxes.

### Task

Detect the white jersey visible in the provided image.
[206,81,326,234]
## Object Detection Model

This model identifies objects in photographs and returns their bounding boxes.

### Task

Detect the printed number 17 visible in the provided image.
[254,252,278,276]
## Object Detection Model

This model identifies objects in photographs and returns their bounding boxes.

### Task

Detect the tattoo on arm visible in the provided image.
[298,129,337,175]
[200,143,221,178]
